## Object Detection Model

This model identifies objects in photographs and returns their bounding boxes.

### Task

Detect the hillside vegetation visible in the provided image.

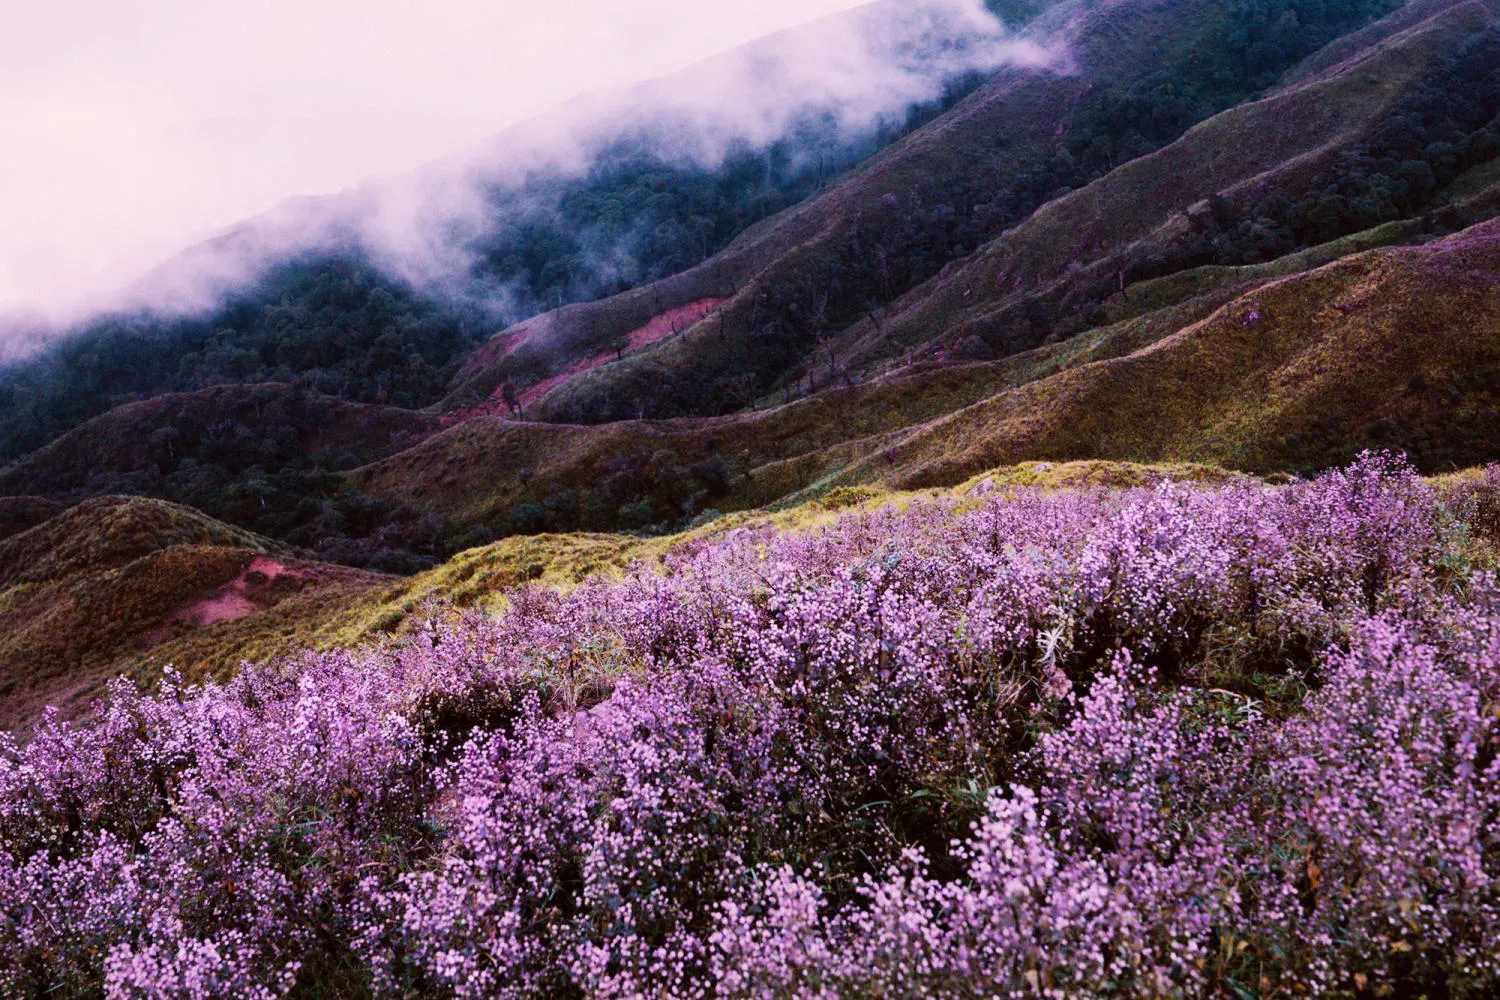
[858,216,1500,486]
[7,3,1500,995]
[0,9,1017,467]
[0,384,455,572]
[3,5,1500,676]
[0,458,1243,731]
[513,0,1429,423]
[8,0,1500,564]
[5,456,1500,997]
[341,212,1500,540]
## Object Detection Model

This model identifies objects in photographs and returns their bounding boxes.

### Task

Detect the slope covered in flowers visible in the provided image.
[2,455,1498,998]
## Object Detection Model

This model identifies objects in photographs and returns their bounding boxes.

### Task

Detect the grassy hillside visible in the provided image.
[495,0,1422,424]
[0,383,442,497]
[0,0,1457,571]
[349,292,1224,531]
[853,216,1500,487]
[345,0,1500,545]
[4,0,1499,585]
[348,212,1500,535]
[0,497,386,731]
[801,0,1498,382]
[0,384,456,572]
[22,208,1496,717]
[0,454,1253,734]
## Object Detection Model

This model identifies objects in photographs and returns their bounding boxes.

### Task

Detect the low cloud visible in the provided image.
[0,0,1063,342]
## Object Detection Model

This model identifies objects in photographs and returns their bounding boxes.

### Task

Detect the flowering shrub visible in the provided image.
[2,454,1496,998]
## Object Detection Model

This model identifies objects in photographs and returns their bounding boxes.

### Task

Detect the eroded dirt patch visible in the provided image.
[165,556,311,630]
[516,298,727,408]
[444,299,730,424]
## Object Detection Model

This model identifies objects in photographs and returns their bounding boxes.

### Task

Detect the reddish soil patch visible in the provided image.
[515,298,726,408]
[449,327,530,384]
[626,298,726,351]
[170,557,310,630]
[516,363,592,408]
[496,325,536,359]
[447,298,726,422]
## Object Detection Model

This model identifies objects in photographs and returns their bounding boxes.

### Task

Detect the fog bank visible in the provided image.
[0,0,1060,339]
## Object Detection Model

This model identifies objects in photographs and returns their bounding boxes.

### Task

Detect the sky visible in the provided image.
[0,0,876,320]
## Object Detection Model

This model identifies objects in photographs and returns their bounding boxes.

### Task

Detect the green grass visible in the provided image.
[0,496,284,588]
[1441,155,1500,204]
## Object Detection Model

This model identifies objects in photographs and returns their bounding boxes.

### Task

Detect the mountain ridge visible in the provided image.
[7,0,1500,703]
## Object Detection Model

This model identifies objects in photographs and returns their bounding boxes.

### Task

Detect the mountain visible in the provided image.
[333,0,1500,536]
[5,0,1500,695]
[10,3,1500,993]
[340,211,1500,536]
[473,0,1447,423]
[0,0,1030,465]
[13,194,1500,722]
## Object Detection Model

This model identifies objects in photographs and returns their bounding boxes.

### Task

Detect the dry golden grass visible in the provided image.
[845,219,1500,490]
[957,460,1249,492]
[351,209,1500,543]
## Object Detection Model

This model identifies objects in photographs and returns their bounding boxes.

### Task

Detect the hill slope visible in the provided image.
[0,383,443,498]
[348,214,1500,532]
[3,0,1467,558]
[478,0,1436,424]
[0,497,387,731]
[859,216,1500,486]
[0,0,1045,468]
[0,384,458,572]
[829,0,1500,375]
[5,0,1500,571]
[19,206,1498,717]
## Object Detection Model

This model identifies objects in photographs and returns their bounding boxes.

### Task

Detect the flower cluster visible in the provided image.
[2,454,1496,998]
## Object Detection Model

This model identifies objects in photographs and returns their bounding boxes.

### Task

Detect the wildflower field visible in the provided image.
[3,455,1497,998]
